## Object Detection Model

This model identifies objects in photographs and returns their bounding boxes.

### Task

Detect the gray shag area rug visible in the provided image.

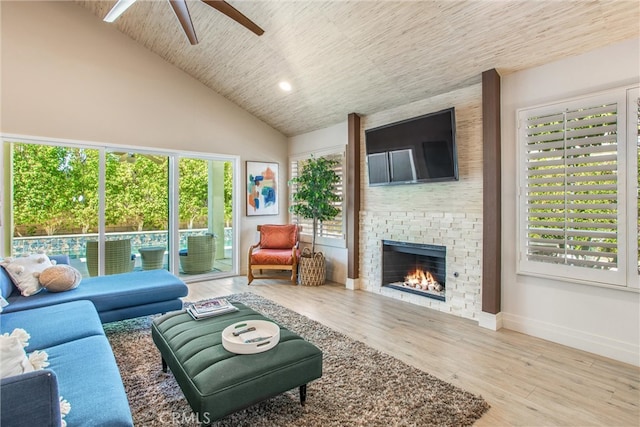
[104,293,490,426]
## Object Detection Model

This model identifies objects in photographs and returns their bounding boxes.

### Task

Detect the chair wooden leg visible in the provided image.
[247,268,254,285]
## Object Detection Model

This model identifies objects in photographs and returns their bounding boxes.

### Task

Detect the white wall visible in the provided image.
[501,37,640,366]
[0,1,289,273]
[288,121,348,284]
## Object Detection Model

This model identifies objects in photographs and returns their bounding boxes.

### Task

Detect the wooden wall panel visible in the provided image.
[482,69,501,315]
[347,113,361,279]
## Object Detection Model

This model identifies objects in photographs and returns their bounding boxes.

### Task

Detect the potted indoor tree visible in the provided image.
[289,155,341,286]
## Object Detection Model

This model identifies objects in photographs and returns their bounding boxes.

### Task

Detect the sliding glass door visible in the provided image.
[177,157,233,277]
[2,139,237,281]
[104,150,169,276]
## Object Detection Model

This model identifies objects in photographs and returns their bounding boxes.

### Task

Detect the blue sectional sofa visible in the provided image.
[1,301,134,426]
[0,257,189,426]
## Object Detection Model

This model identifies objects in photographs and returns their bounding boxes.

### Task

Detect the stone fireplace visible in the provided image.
[360,210,482,320]
[359,84,483,321]
[382,240,446,301]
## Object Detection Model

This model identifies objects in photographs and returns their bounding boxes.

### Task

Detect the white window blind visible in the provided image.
[289,150,346,246]
[629,87,640,287]
[636,95,639,273]
[518,88,634,287]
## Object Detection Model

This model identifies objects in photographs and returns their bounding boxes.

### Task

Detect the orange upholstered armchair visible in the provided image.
[247,224,300,285]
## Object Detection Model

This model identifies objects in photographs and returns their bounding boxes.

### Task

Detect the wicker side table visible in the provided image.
[139,246,165,270]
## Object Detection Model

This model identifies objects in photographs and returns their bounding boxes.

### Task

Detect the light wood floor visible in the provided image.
[185,276,640,426]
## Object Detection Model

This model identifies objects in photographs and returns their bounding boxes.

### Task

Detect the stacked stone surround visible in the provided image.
[359,84,484,321]
[360,211,482,320]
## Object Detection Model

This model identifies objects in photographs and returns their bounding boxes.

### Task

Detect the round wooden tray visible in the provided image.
[221,320,280,354]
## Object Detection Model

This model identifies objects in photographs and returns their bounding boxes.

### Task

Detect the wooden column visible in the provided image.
[347,113,361,281]
[482,69,502,315]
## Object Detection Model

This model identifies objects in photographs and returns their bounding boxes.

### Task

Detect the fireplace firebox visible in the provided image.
[382,240,446,301]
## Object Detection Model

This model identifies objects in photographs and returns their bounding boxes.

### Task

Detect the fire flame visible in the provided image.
[404,269,442,291]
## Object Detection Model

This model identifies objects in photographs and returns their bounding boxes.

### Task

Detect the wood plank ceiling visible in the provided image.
[74,0,639,137]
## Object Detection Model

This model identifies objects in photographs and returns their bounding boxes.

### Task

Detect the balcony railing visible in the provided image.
[11,228,233,277]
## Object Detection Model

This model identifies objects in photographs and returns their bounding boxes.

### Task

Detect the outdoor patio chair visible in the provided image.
[179,234,216,274]
[247,224,300,285]
[86,239,135,277]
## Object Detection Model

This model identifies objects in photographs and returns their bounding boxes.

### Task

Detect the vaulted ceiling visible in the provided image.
[74,0,639,136]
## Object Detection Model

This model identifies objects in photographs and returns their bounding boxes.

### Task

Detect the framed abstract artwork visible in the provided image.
[246,161,279,216]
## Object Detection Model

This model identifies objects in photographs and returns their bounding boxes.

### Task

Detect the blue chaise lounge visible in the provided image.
[1,255,188,323]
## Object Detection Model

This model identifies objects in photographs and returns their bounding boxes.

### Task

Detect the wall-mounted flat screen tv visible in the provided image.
[365,107,458,186]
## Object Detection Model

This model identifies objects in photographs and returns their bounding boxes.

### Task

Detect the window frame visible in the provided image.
[516,85,639,290]
[289,145,347,249]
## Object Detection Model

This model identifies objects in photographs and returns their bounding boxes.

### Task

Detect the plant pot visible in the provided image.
[298,248,325,286]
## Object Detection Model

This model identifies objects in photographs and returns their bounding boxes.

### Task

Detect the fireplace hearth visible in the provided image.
[382,240,446,301]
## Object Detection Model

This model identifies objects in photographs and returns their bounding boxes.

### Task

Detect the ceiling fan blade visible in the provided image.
[168,0,199,45]
[201,0,264,36]
[103,0,137,22]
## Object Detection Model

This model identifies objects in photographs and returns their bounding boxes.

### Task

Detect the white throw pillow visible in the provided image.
[0,254,55,296]
[0,328,36,378]
[0,328,49,378]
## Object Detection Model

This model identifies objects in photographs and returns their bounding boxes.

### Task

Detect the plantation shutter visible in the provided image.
[318,152,344,239]
[289,158,313,236]
[628,87,640,286]
[519,92,627,285]
[289,150,345,242]
[635,91,640,277]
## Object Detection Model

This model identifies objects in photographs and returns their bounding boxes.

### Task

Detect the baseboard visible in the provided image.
[345,278,360,290]
[478,311,503,331]
[502,312,640,367]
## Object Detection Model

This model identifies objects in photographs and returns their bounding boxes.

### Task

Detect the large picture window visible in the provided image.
[1,137,238,281]
[289,148,346,247]
[517,86,639,288]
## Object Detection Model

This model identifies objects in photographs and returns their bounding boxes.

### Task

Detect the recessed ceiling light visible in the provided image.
[279,81,292,92]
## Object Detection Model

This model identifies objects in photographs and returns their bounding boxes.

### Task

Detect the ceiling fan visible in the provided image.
[104,0,264,45]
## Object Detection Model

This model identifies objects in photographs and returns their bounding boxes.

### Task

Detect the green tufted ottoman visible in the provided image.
[151,302,323,424]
